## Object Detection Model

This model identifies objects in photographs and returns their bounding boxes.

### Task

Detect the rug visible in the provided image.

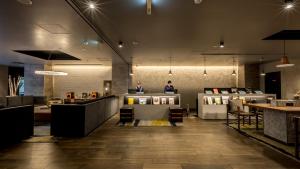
[118,119,183,127]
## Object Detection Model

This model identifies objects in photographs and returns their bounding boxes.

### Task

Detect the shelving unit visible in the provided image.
[198,93,276,119]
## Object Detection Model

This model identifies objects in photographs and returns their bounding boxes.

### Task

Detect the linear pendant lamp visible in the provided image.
[276,40,295,68]
[35,70,68,76]
[147,0,152,15]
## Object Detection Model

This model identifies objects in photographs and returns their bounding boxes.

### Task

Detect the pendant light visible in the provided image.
[203,56,208,76]
[35,52,68,76]
[168,55,173,76]
[129,64,134,76]
[276,40,295,68]
[231,57,237,76]
[260,57,266,76]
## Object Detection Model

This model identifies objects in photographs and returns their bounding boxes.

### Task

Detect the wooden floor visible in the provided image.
[0,116,300,169]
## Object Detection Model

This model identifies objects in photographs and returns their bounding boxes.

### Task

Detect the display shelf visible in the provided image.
[198,93,276,119]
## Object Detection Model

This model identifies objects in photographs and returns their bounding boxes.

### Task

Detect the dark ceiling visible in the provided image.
[70,0,300,66]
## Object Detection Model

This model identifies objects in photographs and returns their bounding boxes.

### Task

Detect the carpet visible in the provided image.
[119,119,183,127]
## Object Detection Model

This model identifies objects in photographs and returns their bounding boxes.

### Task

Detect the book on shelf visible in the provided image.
[213,88,219,94]
[205,90,213,94]
[207,97,213,105]
[221,90,229,94]
[161,98,167,104]
[239,97,246,104]
[153,97,160,105]
[214,97,222,105]
[222,96,230,105]
[128,98,134,105]
[169,98,175,105]
[139,98,147,105]
[254,90,263,94]
[238,90,246,94]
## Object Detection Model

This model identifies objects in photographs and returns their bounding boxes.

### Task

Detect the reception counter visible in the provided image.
[51,96,118,137]
[247,103,300,144]
[123,93,181,120]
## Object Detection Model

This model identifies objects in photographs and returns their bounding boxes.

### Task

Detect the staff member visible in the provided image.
[136,81,144,93]
[164,80,175,93]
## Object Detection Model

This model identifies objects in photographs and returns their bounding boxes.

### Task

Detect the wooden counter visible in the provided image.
[247,103,300,144]
[247,103,300,112]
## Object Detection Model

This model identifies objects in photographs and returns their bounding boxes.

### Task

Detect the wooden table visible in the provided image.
[246,103,300,144]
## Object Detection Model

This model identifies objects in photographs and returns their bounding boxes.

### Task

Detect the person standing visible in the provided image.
[164,80,175,93]
[136,81,144,93]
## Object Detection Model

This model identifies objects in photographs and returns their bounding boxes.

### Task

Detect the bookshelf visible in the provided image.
[198,93,276,119]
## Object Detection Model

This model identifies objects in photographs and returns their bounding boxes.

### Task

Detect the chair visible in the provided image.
[227,99,256,130]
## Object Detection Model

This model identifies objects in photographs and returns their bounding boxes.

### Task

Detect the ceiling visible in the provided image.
[0,0,300,67]
[0,0,116,66]
[71,0,300,66]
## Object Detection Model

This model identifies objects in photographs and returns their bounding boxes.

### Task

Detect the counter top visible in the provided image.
[123,93,180,96]
[246,103,300,112]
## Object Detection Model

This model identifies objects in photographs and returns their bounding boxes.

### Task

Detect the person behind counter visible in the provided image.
[136,81,144,93]
[164,80,175,93]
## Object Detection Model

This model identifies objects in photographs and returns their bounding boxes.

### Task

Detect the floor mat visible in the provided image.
[119,119,183,127]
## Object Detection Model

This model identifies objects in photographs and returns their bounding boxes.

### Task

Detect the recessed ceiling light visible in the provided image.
[194,0,203,4]
[17,0,32,5]
[284,0,295,9]
[118,41,124,48]
[88,2,96,9]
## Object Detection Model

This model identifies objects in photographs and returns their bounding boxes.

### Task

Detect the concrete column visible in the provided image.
[0,66,8,96]
[112,55,129,96]
[24,64,44,96]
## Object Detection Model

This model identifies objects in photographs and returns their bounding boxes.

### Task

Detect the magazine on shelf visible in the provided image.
[153,97,160,105]
[139,98,147,105]
[222,96,230,105]
[128,98,134,105]
[207,97,213,105]
[221,90,229,94]
[214,97,222,105]
[161,98,167,104]
[213,88,219,94]
[205,90,213,94]
[169,98,175,105]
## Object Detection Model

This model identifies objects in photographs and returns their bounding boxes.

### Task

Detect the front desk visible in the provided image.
[123,93,181,120]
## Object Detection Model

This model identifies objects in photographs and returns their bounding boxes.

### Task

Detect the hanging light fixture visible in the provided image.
[168,55,173,76]
[231,57,237,76]
[35,52,68,76]
[276,40,295,68]
[260,57,266,76]
[220,40,225,48]
[129,64,134,76]
[147,0,152,15]
[203,56,208,76]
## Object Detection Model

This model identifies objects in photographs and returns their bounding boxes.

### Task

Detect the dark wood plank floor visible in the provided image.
[0,116,300,169]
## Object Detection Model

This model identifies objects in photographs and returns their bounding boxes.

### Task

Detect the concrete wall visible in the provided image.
[52,65,112,98]
[24,64,44,96]
[131,66,245,108]
[260,59,300,99]
[0,66,8,96]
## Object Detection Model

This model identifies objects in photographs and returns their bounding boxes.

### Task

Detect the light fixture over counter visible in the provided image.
[276,40,295,68]
[35,70,68,76]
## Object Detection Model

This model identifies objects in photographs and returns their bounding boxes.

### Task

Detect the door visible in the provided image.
[265,71,281,99]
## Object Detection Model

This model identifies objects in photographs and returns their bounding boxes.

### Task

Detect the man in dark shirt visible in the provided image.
[164,80,175,93]
[136,81,144,93]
